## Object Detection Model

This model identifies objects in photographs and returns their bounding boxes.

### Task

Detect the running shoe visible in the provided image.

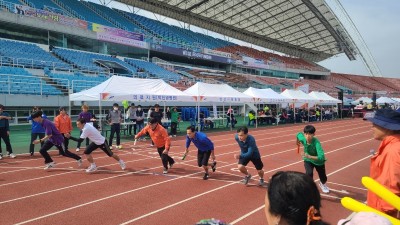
[319,181,330,193]
[203,173,209,180]
[211,161,217,172]
[76,148,80,152]
[86,164,97,173]
[44,162,55,170]
[163,168,168,174]
[258,178,265,186]
[119,160,126,170]
[8,153,16,158]
[242,174,252,185]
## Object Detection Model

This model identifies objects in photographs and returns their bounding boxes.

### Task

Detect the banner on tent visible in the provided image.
[101,93,178,101]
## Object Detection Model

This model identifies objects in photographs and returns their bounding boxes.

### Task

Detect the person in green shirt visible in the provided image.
[296,125,329,193]
[169,107,180,137]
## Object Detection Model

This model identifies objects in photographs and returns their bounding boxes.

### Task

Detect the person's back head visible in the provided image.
[337,212,392,225]
[265,171,327,225]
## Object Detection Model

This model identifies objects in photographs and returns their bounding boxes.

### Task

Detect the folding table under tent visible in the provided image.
[243,87,292,127]
[183,82,253,130]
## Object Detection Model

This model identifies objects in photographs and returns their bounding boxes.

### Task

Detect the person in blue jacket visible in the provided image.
[184,126,217,180]
[27,107,47,156]
[234,126,265,186]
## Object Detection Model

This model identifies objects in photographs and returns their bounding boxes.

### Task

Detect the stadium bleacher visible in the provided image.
[0,39,71,70]
[124,58,181,81]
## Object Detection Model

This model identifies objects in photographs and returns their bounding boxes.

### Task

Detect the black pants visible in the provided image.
[109,123,121,146]
[29,133,45,154]
[40,140,81,164]
[128,119,137,135]
[157,146,175,169]
[76,130,89,148]
[170,122,177,135]
[0,128,13,154]
[61,133,70,154]
[304,161,327,184]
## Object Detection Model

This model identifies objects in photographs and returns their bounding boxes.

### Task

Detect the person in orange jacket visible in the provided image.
[54,107,72,154]
[366,108,400,219]
[135,117,175,174]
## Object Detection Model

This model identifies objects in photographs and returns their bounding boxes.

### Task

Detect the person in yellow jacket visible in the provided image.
[248,111,255,126]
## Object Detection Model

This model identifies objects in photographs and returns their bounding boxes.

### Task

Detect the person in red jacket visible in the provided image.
[135,117,175,174]
[366,108,400,219]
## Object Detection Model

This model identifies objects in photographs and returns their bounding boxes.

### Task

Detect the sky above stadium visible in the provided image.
[318,0,400,78]
[91,0,399,78]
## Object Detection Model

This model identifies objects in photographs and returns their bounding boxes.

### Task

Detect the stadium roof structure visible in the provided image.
[115,0,357,62]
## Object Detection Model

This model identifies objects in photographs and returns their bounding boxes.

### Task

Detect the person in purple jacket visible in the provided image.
[76,104,93,152]
[184,126,217,180]
[27,106,47,156]
[31,111,82,170]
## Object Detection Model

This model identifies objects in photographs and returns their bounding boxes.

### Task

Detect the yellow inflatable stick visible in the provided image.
[341,197,400,225]
[361,176,400,211]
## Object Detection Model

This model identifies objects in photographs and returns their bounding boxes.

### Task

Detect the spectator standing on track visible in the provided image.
[127,103,137,136]
[170,107,179,137]
[366,108,400,219]
[234,126,265,186]
[106,103,123,150]
[265,171,329,225]
[297,125,330,194]
[184,126,217,180]
[76,104,92,152]
[0,104,15,159]
[135,105,145,137]
[150,104,163,124]
[27,106,46,156]
[135,117,174,174]
[31,111,82,170]
[68,118,126,173]
[54,107,72,155]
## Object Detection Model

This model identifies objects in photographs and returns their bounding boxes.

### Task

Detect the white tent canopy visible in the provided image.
[280,89,318,103]
[69,76,192,102]
[308,91,341,104]
[243,87,292,103]
[183,82,253,103]
[351,97,372,105]
[376,96,397,104]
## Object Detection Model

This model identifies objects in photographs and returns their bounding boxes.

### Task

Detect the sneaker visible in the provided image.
[77,159,83,167]
[8,153,16,158]
[150,144,154,147]
[258,178,265,186]
[76,148,80,152]
[173,135,176,137]
[109,146,113,150]
[117,145,122,149]
[241,174,252,185]
[169,135,172,137]
[44,162,55,170]
[30,152,34,156]
[211,161,217,172]
[203,173,209,180]
[119,160,126,170]
[86,164,97,173]
[169,161,175,169]
[163,168,168,174]
[0,154,3,160]
[319,182,330,193]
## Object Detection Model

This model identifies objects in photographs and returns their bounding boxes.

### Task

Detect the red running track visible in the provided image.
[0,118,376,225]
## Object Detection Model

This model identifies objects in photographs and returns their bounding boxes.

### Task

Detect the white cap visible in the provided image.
[337,212,392,225]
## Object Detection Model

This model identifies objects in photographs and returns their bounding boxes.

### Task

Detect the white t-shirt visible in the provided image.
[80,123,105,145]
